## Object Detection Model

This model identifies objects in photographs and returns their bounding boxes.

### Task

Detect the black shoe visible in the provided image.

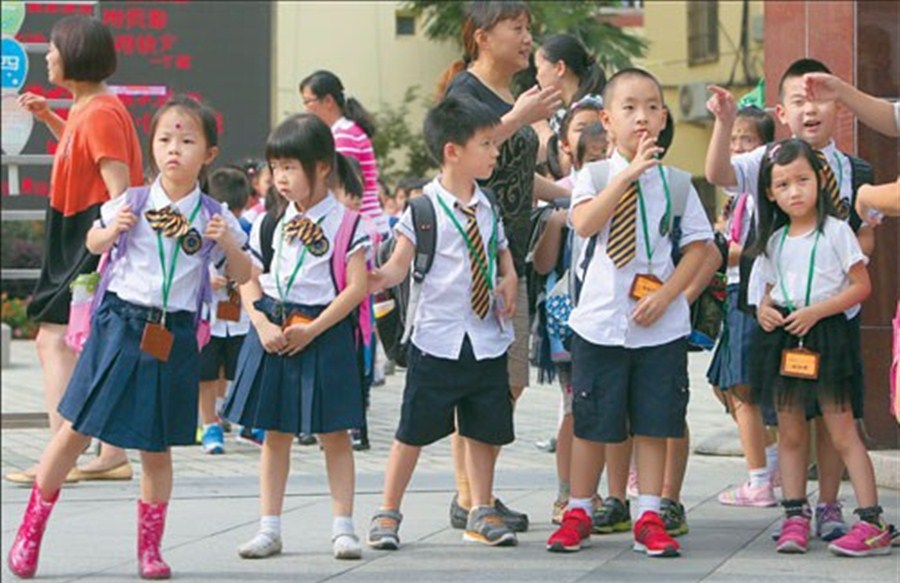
[296,433,317,446]
[493,498,529,533]
[592,497,631,534]
[351,428,370,451]
[660,498,689,537]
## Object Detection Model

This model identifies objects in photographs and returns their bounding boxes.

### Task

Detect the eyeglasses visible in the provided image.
[302,96,320,106]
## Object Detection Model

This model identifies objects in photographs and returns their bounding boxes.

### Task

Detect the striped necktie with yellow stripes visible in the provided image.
[815,149,841,209]
[606,181,639,268]
[459,204,490,319]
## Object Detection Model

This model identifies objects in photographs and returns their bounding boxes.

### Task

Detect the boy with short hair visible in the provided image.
[547,68,712,558]
[705,58,876,541]
[365,96,519,550]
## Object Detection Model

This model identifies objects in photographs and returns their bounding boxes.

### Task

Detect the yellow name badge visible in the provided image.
[780,347,820,380]
[282,312,314,331]
[629,273,664,301]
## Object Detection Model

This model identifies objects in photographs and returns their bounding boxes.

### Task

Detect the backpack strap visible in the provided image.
[408,195,437,283]
[194,194,224,325]
[573,160,611,306]
[259,211,280,273]
[665,166,693,265]
[844,152,873,233]
[729,193,749,244]
[329,209,373,349]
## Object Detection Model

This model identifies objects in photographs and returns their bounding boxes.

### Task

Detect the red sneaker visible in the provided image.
[633,511,681,557]
[547,507,592,552]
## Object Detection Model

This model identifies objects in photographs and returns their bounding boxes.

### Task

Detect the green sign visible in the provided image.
[1,2,25,36]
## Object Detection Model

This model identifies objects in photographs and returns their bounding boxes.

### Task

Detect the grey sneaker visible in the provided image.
[367,509,403,550]
[815,502,848,541]
[450,494,469,529]
[494,498,529,533]
[592,497,631,534]
[660,498,689,537]
[463,506,517,546]
[237,531,283,559]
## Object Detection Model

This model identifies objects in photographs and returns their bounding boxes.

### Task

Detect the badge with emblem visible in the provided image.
[308,236,330,257]
[181,228,203,255]
[836,198,851,221]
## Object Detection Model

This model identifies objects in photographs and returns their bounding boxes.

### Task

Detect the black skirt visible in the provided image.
[750,308,856,417]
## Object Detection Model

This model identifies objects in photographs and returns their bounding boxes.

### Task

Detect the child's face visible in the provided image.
[152,108,218,188]
[335,187,362,212]
[479,14,533,74]
[253,166,272,199]
[453,127,499,181]
[578,138,609,169]
[767,157,819,222]
[777,76,837,151]
[601,76,667,159]
[730,118,765,155]
[269,157,328,208]
[562,109,602,158]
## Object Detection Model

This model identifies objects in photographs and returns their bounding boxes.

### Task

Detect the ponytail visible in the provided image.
[331,153,364,199]
[436,59,468,102]
[545,134,566,180]
[574,61,607,103]
[540,34,607,102]
[344,97,377,139]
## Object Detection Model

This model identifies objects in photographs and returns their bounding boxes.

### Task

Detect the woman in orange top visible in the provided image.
[8,15,144,484]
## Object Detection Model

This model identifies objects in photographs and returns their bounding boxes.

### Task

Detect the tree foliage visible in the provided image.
[371,86,438,186]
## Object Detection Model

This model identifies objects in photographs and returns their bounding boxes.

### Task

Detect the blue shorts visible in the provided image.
[395,336,513,447]
[571,335,690,443]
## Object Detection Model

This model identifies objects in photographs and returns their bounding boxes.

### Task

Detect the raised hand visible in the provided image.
[16,92,52,123]
[706,85,737,124]
[802,72,842,103]
[511,85,564,126]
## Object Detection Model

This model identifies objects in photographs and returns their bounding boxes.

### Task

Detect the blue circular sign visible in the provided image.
[1,35,28,92]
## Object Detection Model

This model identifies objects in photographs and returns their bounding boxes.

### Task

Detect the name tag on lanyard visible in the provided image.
[141,322,174,361]
[780,346,820,380]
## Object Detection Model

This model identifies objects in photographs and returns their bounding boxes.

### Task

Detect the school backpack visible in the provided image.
[571,160,726,350]
[66,186,223,352]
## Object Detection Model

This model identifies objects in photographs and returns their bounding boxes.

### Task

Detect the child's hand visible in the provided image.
[204,214,235,249]
[623,133,663,183]
[631,289,673,328]
[802,73,841,103]
[784,306,822,337]
[210,274,228,292]
[282,322,318,356]
[112,204,137,233]
[510,85,564,127]
[494,275,518,320]
[256,319,287,354]
[757,304,785,332]
[367,269,387,294]
[16,92,52,123]
[706,85,737,124]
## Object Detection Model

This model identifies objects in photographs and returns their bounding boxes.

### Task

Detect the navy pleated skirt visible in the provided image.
[222,295,364,435]
[58,293,200,452]
[707,285,760,390]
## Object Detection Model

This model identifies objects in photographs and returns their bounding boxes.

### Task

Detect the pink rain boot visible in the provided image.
[7,484,59,579]
[137,500,171,580]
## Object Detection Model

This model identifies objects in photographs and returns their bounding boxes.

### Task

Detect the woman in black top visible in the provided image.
[436,0,567,534]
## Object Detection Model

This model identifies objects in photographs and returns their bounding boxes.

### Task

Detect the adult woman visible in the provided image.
[299,70,388,239]
[437,0,566,532]
[8,15,143,484]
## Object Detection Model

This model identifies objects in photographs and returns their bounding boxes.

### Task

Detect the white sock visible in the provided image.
[749,467,769,488]
[332,515,355,537]
[765,445,778,474]
[568,497,593,514]
[260,515,281,538]
[203,422,218,431]
[636,495,661,520]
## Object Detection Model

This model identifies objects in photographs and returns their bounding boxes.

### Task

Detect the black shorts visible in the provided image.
[571,335,690,443]
[395,336,514,447]
[199,335,246,382]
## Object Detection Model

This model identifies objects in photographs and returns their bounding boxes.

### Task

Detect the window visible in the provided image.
[687,1,719,65]
[395,13,415,36]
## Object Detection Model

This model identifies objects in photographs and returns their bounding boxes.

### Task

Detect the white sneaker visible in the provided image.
[237,531,283,559]
[333,532,362,560]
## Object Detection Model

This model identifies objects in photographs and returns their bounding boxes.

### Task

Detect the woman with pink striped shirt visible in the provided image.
[300,70,388,239]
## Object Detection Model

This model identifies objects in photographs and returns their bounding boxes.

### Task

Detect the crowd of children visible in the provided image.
[6,7,899,580]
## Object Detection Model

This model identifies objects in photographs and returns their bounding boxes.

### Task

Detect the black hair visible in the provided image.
[736,105,776,143]
[423,96,501,165]
[602,67,663,106]
[377,176,392,198]
[330,153,364,200]
[300,70,377,138]
[265,112,335,200]
[778,58,831,99]
[539,34,607,102]
[148,94,219,187]
[236,158,266,180]
[207,167,250,211]
[545,134,566,180]
[749,138,836,258]
[50,15,116,82]
[575,122,608,168]
[559,99,603,146]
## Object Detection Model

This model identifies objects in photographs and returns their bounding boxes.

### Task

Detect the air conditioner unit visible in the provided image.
[679,82,713,123]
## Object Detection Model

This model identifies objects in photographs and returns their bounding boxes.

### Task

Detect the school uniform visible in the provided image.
[749,217,867,417]
[199,260,251,382]
[567,151,713,443]
[57,179,248,452]
[222,194,368,435]
[393,178,515,447]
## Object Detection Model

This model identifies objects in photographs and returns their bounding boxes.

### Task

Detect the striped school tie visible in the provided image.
[815,149,841,209]
[283,215,323,245]
[606,182,639,268]
[145,206,190,238]
[459,204,490,319]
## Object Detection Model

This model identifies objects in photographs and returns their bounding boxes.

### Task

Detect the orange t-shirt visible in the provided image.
[50,93,144,217]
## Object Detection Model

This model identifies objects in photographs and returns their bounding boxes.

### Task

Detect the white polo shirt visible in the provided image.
[568,151,713,348]
[396,177,514,360]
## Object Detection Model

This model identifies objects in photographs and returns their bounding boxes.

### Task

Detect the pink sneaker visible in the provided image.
[717,481,777,507]
[627,466,639,498]
[776,515,811,553]
[828,520,891,557]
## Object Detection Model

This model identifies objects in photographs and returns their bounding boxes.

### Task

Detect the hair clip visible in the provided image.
[570,93,604,111]
[766,142,783,161]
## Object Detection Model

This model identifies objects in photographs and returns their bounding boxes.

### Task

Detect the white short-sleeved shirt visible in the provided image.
[396,177,513,360]
[99,179,248,313]
[208,259,251,337]
[568,151,714,348]
[750,217,865,319]
[252,193,369,305]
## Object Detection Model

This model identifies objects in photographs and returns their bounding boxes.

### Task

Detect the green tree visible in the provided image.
[371,86,438,186]
[405,1,646,73]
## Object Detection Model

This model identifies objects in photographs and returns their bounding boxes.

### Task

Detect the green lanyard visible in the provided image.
[776,227,820,313]
[634,166,672,270]
[435,194,497,291]
[155,199,203,319]
[273,214,327,303]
